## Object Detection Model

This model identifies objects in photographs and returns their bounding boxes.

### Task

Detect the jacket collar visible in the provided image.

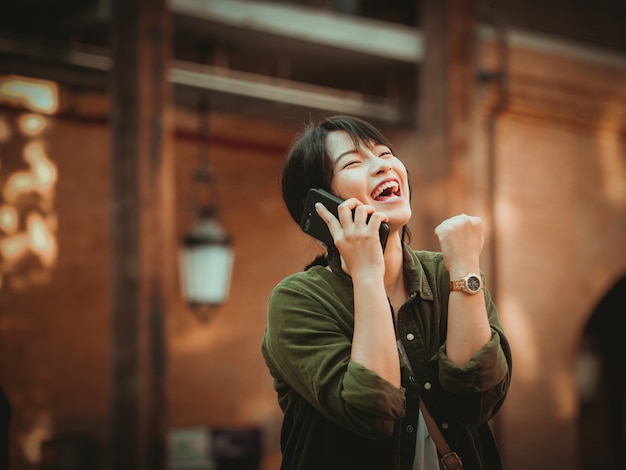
[326,244,435,302]
[402,244,434,301]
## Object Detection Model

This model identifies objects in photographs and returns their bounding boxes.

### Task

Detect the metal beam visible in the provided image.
[170,61,403,123]
[171,0,423,63]
[0,38,406,123]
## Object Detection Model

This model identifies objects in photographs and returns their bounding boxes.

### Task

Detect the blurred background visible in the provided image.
[0,0,624,469]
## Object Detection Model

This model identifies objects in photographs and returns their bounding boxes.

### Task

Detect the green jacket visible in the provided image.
[262,246,512,470]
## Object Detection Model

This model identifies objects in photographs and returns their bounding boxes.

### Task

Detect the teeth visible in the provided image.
[372,181,399,199]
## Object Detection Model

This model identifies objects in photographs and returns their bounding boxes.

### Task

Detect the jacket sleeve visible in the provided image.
[435,272,512,426]
[262,273,406,439]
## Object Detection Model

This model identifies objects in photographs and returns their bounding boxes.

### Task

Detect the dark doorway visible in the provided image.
[576,275,626,470]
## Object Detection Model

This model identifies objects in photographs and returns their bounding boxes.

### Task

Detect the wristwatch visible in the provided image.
[450,273,483,294]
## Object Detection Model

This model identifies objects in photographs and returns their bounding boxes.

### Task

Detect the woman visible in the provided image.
[261,115,512,470]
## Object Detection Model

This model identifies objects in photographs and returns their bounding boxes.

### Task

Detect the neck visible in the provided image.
[383,232,406,298]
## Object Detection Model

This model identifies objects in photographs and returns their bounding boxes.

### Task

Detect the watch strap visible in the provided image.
[449,273,482,294]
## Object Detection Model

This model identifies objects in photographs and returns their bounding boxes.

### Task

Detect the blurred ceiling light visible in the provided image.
[0,214,58,268]
[0,205,19,234]
[0,233,30,261]
[4,141,58,202]
[19,113,47,136]
[28,213,58,267]
[0,75,58,114]
[0,75,59,288]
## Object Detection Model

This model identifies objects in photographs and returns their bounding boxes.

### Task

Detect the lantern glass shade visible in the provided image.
[180,216,234,308]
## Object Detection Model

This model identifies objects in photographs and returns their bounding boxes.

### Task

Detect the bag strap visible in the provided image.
[419,399,463,470]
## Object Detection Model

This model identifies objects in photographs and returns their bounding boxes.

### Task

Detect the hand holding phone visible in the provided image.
[300,188,389,251]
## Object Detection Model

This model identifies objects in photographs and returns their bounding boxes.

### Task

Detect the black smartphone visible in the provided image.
[300,188,390,251]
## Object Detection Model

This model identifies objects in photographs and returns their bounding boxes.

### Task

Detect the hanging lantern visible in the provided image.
[179,102,234,320]
[180,209,234,309]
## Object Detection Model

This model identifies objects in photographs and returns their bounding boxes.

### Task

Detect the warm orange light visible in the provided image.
[0,213,58,267]
[598,132,626,206]
[0,75,58,114]
[595,91,626,207]
[19,113,47,137]
[0,76,60,290]
[500,299,540,383]
[0,205,19,234]
[553,369,578,420]
[20,413,53,464]
[4,141,58,202]
[0,232,30,261]
[28,213,58,267]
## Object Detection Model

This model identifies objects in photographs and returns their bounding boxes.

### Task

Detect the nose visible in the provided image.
[371,158,392,175]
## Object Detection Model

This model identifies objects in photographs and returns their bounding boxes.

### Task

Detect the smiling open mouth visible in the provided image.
[371,180,401,200]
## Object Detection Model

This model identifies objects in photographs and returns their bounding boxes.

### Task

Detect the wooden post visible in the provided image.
[110,0,173,468]
[419,0,505,447]
[418,0,477,214]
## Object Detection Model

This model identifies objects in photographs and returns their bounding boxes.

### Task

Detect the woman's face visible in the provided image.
[326,130,411,230]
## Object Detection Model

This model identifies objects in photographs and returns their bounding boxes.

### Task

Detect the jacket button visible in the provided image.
[424,382,432,391]
[406,425,414,433]
[409,375,415,382]
[442,422,449,429]
[406,333,415,341]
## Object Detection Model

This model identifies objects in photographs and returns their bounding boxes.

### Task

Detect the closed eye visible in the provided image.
[342,159,361,169]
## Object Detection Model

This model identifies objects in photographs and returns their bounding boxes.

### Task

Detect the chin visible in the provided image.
[387,212,411,230]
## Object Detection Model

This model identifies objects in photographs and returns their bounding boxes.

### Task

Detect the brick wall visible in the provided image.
[475,33,626,469]
[0,106,113,468]
[0,29,625,470]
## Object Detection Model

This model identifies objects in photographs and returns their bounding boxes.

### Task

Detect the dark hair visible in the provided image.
[281,115,411,268]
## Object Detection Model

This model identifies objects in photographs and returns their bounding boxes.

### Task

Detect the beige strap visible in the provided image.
[419,400,463,470]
